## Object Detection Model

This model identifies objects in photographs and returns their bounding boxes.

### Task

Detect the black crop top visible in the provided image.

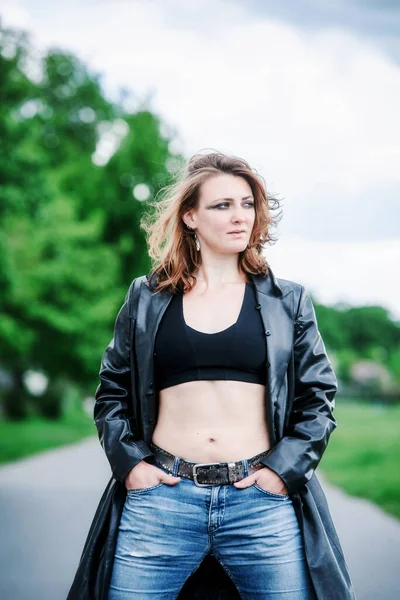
[154,282,267,391]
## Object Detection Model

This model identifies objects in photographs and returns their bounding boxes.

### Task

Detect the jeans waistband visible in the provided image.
[149,442,271,486]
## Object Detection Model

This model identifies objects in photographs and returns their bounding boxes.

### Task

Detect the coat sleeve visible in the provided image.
[260,285,338,495]
[93,280,154,484]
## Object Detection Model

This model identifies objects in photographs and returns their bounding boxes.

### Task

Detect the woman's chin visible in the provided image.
[218,241,248,254]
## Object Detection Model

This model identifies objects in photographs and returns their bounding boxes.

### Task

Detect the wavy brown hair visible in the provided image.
[140,150,283,293]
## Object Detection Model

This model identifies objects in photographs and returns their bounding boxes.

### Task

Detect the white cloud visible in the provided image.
[1,1,32,28]
[2,0,399,316]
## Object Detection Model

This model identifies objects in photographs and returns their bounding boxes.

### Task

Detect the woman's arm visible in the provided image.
[260,285,338,495]
[94,280,154,483]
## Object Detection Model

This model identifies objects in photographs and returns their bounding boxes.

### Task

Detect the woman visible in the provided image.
[67,151,356,600]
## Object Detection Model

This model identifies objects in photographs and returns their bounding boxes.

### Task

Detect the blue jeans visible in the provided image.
[108,452,316,600]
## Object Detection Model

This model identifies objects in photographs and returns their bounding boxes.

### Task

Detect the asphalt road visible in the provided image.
[0,438,399,600]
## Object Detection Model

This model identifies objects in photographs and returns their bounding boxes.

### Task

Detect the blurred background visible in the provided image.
[0,1,399,599]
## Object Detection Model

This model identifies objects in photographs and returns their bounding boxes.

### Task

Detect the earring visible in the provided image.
[186,224,200,250]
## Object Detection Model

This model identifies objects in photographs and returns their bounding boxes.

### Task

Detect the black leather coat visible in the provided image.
[67,267,356,600]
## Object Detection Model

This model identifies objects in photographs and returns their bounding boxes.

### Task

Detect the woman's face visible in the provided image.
[184,173,256,255]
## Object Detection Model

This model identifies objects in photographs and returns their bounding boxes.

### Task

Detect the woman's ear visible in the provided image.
[182,211,195,229]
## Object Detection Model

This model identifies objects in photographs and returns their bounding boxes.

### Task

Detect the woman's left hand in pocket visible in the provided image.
[233,467,289,495]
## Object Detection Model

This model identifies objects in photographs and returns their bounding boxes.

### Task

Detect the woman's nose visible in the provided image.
[231,210,246,223]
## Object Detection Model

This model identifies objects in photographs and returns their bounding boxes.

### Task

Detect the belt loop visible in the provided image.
[243,458,249,478]
[172,456,180,477]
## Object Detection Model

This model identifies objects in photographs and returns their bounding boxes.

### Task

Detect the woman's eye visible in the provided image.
[213,201,255,209]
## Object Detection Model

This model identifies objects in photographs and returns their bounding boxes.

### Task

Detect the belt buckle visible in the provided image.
[192,462,221,487]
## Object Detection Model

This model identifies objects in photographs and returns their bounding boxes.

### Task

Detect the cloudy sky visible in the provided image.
[2,0,400,318]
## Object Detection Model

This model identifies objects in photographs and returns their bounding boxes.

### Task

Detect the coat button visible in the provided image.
[255,304,261,310]
[265,361,271,368]
[265,330,271,336]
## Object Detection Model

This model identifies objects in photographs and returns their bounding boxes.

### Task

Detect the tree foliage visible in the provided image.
[0,24,180,418]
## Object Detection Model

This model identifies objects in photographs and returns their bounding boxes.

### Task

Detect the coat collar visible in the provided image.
[250,266,284,298]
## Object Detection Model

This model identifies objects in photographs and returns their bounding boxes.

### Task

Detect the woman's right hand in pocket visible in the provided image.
[124,460,181,491]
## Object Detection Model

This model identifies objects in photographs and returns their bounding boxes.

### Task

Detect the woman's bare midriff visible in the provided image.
[151,379,271,463]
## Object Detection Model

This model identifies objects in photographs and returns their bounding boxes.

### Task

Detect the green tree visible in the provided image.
[0,23,181,419]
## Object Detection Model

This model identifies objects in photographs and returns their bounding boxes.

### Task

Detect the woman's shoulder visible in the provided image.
[129,273,150,286]
[127,272,170,296]
[275,275,305,294]
[255,267,305,298]
[124,274,150,301]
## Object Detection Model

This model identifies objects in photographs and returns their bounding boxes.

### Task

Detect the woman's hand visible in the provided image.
[233,466,289,495]
[124,460,181,490]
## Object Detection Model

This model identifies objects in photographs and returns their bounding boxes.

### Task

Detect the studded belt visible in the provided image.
[149,442,270,487]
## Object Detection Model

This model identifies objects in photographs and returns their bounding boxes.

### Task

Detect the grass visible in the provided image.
[320,398,400,520]
[0,407,96,465]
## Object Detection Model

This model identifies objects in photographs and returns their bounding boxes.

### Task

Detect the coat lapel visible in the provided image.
[135,278,174,428]
[250,270,294,444]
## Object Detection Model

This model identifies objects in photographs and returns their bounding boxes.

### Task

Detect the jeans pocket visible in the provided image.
[126,482,166,494]
[251,482,290,499]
